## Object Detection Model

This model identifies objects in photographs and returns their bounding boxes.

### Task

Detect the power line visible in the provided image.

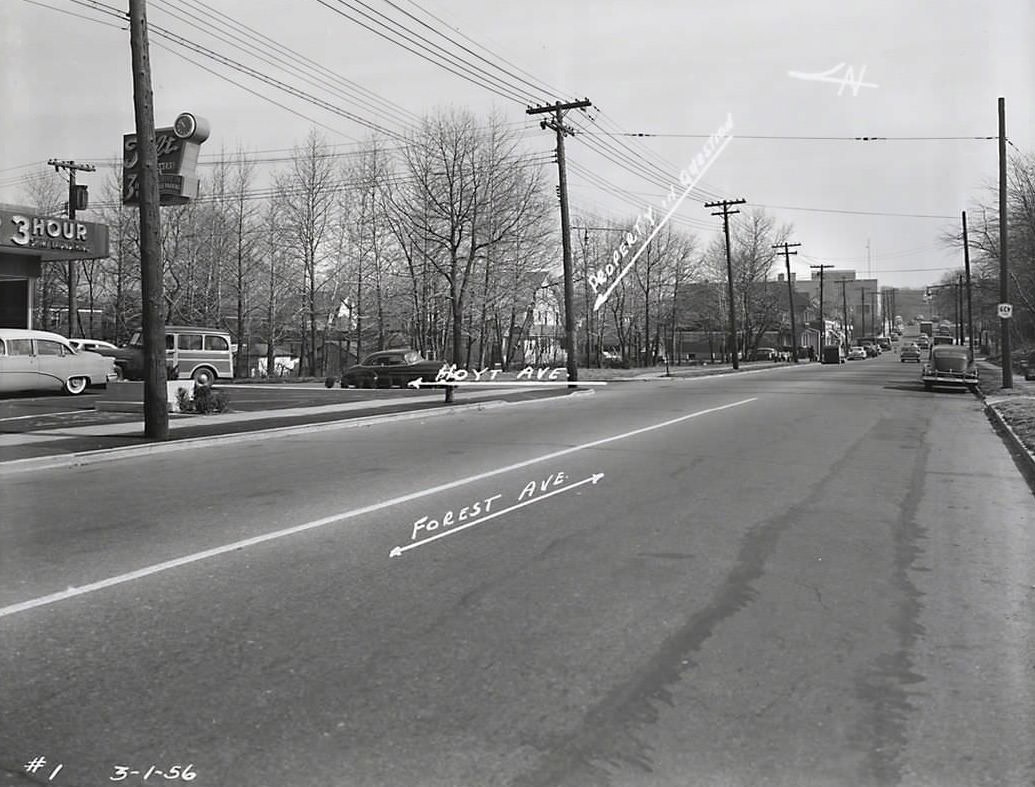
[577,132,998,142]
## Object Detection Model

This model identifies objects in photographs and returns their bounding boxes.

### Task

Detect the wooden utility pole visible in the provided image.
[128,0,169,439]
[47,159,95,338]
[860,287,867,338]
[773,241,801,362]
[836,279,850,351]
[705,198,746,368]
[810,264,833,347]
[527,99,591,386]
[998,97,1012,387]
[956,275,964,343]
[962,211,974,354]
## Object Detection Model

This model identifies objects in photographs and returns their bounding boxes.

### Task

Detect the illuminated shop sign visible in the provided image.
[0,208,109,260]
[122,112,210,206]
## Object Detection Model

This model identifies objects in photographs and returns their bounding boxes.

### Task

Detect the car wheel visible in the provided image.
[324,376,336,388]
[63,376,88,395]
[340,377,351,389]
[192,367,215,386]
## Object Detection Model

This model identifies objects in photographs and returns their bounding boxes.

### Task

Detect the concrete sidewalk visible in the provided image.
[0,385,573,471]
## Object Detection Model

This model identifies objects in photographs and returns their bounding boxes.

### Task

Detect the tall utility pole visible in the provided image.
[962,211,974,354]
[860,288,867,337]
[706,198,747,369]
[998,97,1012,387]
[836,279,850,351]
[527,98,592,386]
[871,291,880,337]
[47,159,95,338]
[810,264,833,347]
[773,241,801,363]
[129,0,169,439]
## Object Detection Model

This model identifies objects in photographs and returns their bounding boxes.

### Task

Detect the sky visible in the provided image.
[2,0,1033,289]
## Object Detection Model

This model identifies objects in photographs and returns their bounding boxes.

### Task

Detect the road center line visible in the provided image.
[0,397,757,619]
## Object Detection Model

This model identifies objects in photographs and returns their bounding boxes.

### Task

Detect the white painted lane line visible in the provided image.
[0,397,757,619]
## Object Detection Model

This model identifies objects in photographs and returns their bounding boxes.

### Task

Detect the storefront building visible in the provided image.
[0,205,109,329]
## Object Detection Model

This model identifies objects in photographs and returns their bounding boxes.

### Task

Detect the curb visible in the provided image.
[976,382,1035,487]
[0,389,594,477]
[606,361,808,382]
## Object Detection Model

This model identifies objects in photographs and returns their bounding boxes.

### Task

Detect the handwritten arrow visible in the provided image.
[594,132,734,312]
[389,472,605,557]
[787,64,878,95]
[407,378,608,388]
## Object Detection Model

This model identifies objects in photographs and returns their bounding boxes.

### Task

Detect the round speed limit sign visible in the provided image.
[998,303,1013,319]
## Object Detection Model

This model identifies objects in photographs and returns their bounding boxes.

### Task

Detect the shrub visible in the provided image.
[176,384,230,414]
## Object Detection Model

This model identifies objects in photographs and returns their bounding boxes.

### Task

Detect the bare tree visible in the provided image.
[275,130,338,376]
[394,109,549,364]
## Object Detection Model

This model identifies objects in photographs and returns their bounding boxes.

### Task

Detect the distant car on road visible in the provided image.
[749,347,779,362]
[821,345,845,364]
[847,346,867,360]
[900,345,922,363]
[340,349,444,389]
[0,328,117,395]
[917,336,931,349]
[69,338,118,353]
[922,345,978,391]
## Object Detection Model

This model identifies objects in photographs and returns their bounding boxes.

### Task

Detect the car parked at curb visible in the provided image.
[922,345,978,391]
[338,349,445,389]
[0,329,118,395]
[847,346,867,360]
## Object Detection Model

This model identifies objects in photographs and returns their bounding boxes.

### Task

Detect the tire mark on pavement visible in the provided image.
[511,429,874,787]
[854,437,929,785]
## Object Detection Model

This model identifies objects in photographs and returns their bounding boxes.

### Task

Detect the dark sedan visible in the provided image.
[338,349,445,389]
[922,345,978,391]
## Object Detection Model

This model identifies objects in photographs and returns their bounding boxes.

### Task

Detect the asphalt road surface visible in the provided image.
[2,354,1033,787]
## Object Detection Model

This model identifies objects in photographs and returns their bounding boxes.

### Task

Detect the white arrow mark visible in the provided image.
[389,472,604,557]
[408,378,608,388]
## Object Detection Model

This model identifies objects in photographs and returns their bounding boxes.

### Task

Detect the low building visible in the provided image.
[0,205,109,329]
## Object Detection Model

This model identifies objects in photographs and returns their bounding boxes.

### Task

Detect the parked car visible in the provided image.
[0,329,117,395]
[877,337,892,351]
[100,325,232,384]
[917,336,931,349]
[69,338,118,353]
[821,345,845,364]
[847,346,867,360]
[900,345,922,363]
[1025,351,1035,381]
[750,347,778,362]
[340,349,445,388]
[922,345,978,391]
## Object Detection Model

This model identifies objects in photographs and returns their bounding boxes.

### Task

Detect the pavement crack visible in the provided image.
[854,438,929,786]
[510,430,874,787]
